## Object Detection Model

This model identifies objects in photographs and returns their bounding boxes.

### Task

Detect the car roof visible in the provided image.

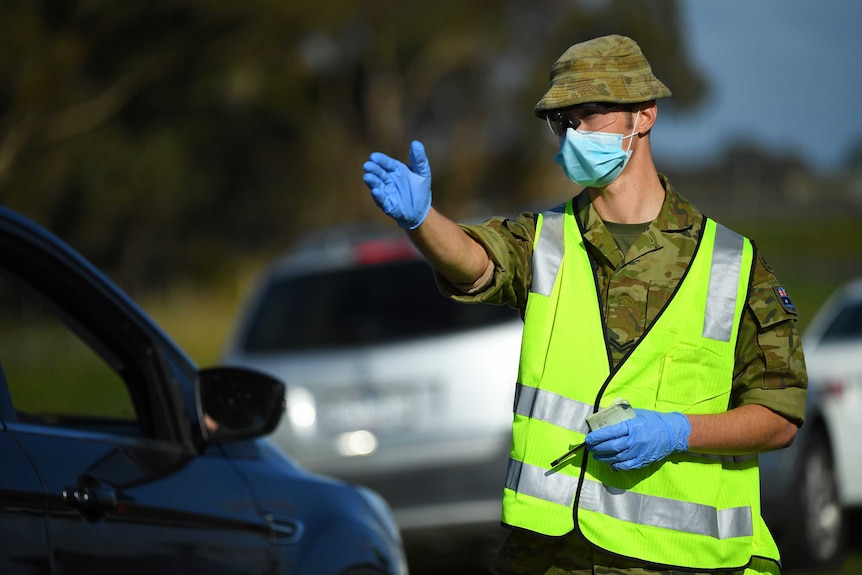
[264,223,422,278]
[836,277,862,298]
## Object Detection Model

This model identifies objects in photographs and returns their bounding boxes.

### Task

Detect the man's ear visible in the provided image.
[636,101,658,135]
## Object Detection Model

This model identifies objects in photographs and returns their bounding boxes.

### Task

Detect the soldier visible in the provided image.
[362,34,807,575]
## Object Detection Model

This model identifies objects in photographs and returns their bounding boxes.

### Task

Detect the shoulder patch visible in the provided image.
[774,286,797,314]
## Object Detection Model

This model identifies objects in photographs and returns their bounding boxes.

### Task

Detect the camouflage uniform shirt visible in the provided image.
[435,174,807,574]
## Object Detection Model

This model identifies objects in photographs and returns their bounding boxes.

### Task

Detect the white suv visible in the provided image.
[802,277,862,508]
[759,277,862,570]
[222,225,523,571]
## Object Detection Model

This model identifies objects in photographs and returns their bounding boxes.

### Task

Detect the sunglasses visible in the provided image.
[545,103,632,137]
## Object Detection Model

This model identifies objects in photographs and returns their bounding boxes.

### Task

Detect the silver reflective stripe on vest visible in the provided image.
[514,383,753,463]
[514,383,592,435]
[506,459,578,507]
[579,479,753,539]
[531,205,566,297]
[703,223,745,342]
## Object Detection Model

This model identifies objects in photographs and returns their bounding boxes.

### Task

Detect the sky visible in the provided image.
[650,0,862,174]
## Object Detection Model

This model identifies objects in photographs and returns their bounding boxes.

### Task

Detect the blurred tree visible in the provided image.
[0,0,706,292]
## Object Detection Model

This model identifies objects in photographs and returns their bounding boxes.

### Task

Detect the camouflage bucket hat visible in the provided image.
[534,34,671,117]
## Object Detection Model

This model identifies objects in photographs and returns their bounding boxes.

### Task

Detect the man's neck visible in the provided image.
[589,182,663,223]
[587,150,665,224]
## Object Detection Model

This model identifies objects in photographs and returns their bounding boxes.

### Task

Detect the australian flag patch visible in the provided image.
[775,286,797,314]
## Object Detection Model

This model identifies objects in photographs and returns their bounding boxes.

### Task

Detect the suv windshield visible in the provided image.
[242,260,518,352]
[820,299,862,343]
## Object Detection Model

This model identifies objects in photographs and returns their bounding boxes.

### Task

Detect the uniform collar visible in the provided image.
[573,173,701,269]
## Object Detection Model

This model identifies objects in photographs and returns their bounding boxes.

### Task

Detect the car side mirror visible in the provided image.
[197,367,285,442]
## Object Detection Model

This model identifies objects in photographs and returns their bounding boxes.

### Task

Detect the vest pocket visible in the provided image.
[657,341,730,413]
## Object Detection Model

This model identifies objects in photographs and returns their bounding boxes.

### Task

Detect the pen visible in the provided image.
[550,441,585,467]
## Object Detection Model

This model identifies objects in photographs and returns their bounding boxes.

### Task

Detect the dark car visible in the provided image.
[0,206,408,575]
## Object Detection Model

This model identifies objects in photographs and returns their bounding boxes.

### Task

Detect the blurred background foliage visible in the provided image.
[2,0,861,364]
[0,0,704,293]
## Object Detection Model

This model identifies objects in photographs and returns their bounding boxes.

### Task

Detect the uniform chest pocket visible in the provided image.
[646,280,676,326]
[604,278,649,350]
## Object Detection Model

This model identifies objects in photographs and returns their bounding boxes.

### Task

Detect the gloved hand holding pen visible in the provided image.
[585,408,691,471]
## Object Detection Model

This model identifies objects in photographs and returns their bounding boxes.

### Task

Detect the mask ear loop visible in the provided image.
[546,114,557,137]
[622,107,642,153]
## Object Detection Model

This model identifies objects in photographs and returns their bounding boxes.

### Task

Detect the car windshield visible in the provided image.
[820,298,862,343]
[241,259,518,352]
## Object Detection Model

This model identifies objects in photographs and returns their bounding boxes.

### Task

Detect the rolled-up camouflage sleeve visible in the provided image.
[731,253,808,426]
[433,213,537,314]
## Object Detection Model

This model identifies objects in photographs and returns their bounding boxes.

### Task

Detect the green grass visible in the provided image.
[730,215,862,332]
[140,282,249,367]
[1,322,136,419]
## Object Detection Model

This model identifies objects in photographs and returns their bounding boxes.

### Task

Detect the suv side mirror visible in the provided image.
[197,367,285,442]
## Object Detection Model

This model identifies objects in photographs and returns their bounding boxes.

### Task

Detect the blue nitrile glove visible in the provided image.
[585,409,691,471]
[362,140,432,230]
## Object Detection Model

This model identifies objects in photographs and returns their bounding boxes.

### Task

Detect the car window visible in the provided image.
[0,271,141,436]
[819,299,862,343]
[242,259,517,352]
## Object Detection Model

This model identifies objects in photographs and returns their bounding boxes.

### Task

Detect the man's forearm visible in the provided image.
[407,207,492,287]
[686,404,798,455]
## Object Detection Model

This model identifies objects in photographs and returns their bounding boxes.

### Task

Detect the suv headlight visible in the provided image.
[287,386,317,434]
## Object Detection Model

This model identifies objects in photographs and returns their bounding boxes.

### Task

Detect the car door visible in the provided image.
[0,216,277,574]
[0,376,50,575]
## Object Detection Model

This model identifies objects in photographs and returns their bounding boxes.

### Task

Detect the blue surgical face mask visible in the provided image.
[553,109,641,187]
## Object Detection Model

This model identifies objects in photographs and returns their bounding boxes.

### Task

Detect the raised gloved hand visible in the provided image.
[362,140,432,230]
[585,409,691,471]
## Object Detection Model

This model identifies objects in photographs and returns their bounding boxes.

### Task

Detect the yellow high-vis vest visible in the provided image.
[501,200,781,573]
